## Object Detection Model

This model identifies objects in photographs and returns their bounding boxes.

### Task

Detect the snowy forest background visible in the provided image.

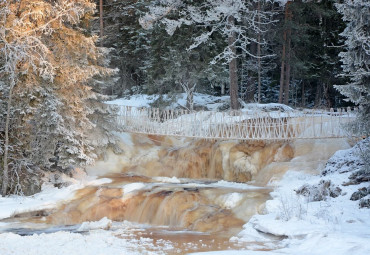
[0,0,369,196]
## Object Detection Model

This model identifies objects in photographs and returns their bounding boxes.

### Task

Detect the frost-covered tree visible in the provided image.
[91,0,151,95]
[335,0,370,136]
[140,0,275,109]
[0,0,119,195]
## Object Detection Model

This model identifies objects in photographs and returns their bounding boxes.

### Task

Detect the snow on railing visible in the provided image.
[112,105,359,141]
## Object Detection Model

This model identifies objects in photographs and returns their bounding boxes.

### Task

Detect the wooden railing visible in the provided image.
[112,105,358,141]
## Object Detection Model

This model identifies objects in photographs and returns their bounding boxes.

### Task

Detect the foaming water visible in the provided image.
[87,134,296,183]
[47,175,269,234]
[1,134,351,253]
[254,138,351,185]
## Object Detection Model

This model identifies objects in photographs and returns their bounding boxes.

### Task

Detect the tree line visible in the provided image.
[0,0,369,195]
[97,0,354,110]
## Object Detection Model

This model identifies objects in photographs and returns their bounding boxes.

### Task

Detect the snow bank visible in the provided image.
[0,175,113,221]
[234,139,370,254]
[0,231,145,255]
[106,94,156,107]
[243,103,293,112]
[0,184,80,220]
[106,92,295,113]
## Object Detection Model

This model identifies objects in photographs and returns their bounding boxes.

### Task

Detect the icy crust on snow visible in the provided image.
[77,217,112,231]
[233,139,370,254]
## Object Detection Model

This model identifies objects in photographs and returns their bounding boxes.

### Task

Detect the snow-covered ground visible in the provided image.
[0,220,178,255]
[106,93,230,111]
[106,92,294,113]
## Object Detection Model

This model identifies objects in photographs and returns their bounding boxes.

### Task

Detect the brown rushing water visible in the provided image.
[0,135,350,254]
[47,174,271,233]
[0,174,273,254]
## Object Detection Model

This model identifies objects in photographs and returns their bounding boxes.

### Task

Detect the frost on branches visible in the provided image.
[139,0,275,62]
[335,0,370,137]
[139,0,275,109]
[0,0,120,195]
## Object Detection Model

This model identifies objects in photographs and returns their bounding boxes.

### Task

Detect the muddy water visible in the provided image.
[1,174,272,254]
[48,174,270,234]
[117,225,276,254]
[0,135,350,254]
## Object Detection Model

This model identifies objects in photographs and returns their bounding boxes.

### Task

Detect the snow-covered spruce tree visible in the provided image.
[140,0,275,109]
[335,0,370,137]
[0,0,120,195]
[96,0,152,96]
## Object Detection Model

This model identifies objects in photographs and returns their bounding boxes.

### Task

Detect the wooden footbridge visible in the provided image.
[113,105,358,141]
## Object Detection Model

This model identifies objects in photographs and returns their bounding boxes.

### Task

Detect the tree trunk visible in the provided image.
[314,84,322,107]
[2,84,13,196]
[221,83,225,95]
[257,0,262,103]
[283,31,291,105]
[301,81,305,107]
[99,0,104,46]
[245,76,256,102]
[228,16,239,110]
[244,42,257,102]
[181,82,196,111]
[279,30,287,104]
[323,82,331,108]
[279,1,292,104]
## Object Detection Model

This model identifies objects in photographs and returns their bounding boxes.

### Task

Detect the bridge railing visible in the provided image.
[113,105,358,140]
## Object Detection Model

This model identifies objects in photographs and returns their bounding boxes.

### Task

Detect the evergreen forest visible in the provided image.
[0,0,369,195]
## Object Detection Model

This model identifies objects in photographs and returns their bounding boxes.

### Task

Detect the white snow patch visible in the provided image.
[243,103,293,112]
[122,183,146,194]
[153,176,181,183]
[106,93,230,111]
[77,217,112,231]
[106,94,156,108]
[86,178,112,186]
[0,184,80,220]
[0,231,144,255]
[213,180,264,190]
